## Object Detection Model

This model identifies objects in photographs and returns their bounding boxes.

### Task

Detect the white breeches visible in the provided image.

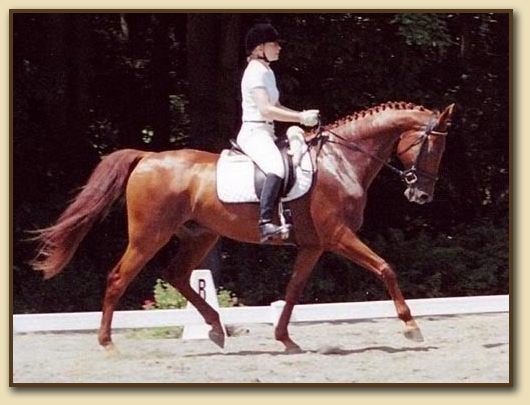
[236,123,285,179]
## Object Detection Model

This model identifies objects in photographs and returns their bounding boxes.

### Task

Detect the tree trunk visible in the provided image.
[116,13,146,149]
[150,14,171,150]
[66,14,97,178]
[186,13,218,152]
[216,14,242,150]
[443,13,482,219]
[41,14,68,148]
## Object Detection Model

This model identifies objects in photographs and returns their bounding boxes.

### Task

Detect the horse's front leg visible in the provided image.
[331,227,424,342]
[275,248,323,353]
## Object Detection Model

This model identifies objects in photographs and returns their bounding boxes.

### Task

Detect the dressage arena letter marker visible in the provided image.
[198,279,206,300]
[182,269,226,341]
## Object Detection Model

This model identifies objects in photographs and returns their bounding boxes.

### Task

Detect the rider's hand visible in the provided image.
[299,109,320,127]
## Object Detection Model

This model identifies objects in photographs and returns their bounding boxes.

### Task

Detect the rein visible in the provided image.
[311,114,447,185]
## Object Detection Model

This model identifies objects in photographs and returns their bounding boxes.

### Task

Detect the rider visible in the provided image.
[237,23,319,243]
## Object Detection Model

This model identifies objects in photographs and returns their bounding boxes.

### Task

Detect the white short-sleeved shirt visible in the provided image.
[241,59,280,122]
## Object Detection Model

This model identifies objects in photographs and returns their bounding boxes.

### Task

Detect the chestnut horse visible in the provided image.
[30,101,454,353]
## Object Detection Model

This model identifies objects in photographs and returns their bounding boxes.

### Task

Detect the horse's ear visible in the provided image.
[437,103,455,131]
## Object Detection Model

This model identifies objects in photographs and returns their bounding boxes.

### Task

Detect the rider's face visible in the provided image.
[259,41,281,62]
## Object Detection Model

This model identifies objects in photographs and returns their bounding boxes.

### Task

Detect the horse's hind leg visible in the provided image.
[163,229,224,348]
[98,232,172,352]
[332,228,424,342]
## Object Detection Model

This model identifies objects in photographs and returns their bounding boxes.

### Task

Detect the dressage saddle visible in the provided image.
[228,138,297,199]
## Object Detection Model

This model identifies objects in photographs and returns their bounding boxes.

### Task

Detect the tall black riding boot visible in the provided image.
[259,173,283,243]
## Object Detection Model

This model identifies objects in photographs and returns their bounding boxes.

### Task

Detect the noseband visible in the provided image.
[315,114,448,186]
[397,115,448,185]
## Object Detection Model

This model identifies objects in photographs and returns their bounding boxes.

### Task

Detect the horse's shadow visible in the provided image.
[184,345,439,358]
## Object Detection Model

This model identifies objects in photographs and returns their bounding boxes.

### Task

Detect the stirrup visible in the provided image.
[259,203,293,243]
[259,222,283,243]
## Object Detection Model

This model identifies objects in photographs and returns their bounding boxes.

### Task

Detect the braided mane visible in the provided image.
[322,101,431,131]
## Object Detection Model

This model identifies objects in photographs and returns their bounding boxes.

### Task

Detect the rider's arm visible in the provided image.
[251,88,301,123]
[276,103,299,114]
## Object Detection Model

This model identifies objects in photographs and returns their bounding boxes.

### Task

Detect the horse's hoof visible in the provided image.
[209,329,225,349]
[104,343,120,358]
[282,340,303,354]
[404,322,424,343]
[284,346,304,354]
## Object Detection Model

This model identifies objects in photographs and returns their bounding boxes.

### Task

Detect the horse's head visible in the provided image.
[397,104,454,204]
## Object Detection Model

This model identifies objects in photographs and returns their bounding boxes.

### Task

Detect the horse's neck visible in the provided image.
[320,117,401,192]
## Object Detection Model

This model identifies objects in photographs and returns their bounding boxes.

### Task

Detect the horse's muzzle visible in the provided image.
[404,187,432,204]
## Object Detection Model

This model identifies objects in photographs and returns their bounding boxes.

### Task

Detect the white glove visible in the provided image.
[299,109,320,127]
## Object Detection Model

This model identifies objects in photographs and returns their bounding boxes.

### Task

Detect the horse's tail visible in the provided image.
[29,149,147,279]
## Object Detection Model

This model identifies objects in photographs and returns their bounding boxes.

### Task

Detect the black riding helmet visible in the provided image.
[245,23,282,54]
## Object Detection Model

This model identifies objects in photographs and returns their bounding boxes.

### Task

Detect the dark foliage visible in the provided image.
[12,12,510,312]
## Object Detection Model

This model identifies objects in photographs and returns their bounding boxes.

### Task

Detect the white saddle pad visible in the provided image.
[216,150,314,203]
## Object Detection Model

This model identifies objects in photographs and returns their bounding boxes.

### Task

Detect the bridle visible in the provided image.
[311,114,448,186]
